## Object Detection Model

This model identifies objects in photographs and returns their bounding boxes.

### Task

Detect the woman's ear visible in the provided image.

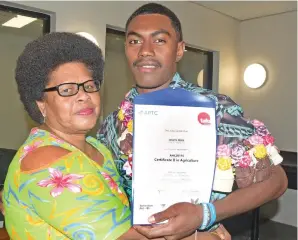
[36,100,46,118]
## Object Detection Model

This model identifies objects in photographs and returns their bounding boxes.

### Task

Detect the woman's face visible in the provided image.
[37,62,101,134]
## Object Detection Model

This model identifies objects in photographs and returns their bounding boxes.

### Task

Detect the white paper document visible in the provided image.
[132,104,217,225]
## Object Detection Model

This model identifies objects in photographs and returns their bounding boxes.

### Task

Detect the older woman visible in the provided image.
[2,32,224,240]
[3,32,139,240]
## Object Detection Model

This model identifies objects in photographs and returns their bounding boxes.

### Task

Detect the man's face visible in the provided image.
[125,14,185,92]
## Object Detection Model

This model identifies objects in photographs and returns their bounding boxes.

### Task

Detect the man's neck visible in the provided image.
[136,73,175,94]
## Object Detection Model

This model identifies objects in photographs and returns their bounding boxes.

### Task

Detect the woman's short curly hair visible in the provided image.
[15,32,104,124]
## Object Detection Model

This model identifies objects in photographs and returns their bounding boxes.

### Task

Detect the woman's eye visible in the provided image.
[85,85,94,90]
[62,88,72,93]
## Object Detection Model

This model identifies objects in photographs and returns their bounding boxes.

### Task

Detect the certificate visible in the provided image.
[132,88,217,225]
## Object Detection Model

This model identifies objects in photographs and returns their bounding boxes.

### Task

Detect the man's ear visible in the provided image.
[36,100,46,118]
[176,41,185,63]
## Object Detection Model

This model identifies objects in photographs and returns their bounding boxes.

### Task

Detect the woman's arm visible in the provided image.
[118,228,148,240]
[183,225,231,240]
[17,146,132,240]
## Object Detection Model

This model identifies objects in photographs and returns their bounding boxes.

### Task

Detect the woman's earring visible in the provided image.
[43,114,46,123]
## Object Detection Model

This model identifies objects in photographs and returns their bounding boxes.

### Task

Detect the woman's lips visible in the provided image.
[77,108,94,116]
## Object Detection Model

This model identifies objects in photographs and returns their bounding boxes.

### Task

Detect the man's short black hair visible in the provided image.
[125,3,183,42]
[15,32,104,124]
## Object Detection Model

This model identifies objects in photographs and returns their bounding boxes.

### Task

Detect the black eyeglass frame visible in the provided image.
[43,80,100,97]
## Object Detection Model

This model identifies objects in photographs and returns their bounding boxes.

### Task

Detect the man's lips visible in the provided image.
[77,108,94,115]
[133,60,161,73]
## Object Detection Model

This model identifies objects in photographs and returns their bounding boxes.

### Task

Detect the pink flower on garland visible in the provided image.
[263,135,275,146]
[255,126,270,137]
[216,144,231,158]
[248,135,264,146]
[238,152,253,168]
[120,101,132,111]
[37,168,83,198]
[118,100,133,124]
[231,144,246,161]
[123,154,133,177]
[251,119,265,127]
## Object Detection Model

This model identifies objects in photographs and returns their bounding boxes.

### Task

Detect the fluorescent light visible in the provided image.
[2,15,37,28]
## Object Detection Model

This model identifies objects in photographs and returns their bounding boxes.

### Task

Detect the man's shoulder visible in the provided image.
[101,111,118,129]
[187,86,255,140]
[184,83,244,116]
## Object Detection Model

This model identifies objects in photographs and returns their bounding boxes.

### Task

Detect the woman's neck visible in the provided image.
[40,124,88,152]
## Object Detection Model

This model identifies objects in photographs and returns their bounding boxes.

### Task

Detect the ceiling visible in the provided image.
[193,1,297,21]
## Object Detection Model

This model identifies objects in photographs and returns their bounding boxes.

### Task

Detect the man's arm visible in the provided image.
[214,165,287,221]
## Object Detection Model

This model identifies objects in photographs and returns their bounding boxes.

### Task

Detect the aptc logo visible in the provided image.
[138,110,158,116]
[198,112,211,125]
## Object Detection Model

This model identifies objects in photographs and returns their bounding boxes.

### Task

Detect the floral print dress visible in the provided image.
[3,128,131,239]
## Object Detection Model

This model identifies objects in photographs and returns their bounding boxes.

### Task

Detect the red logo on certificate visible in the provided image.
[198,112,211,125]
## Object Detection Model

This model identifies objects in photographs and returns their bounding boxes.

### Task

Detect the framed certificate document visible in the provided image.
[132,88,217,225]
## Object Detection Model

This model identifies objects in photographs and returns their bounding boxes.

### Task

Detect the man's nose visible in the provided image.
[138,41,155,58]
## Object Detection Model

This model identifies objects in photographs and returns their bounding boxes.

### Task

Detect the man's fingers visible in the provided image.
[149,205,178,224]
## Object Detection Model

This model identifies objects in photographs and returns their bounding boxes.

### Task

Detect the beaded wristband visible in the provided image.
[206,202,217,229]
[199,203,210,230]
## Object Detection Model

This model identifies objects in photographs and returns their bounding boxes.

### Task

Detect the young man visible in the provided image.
[98,3,288,240]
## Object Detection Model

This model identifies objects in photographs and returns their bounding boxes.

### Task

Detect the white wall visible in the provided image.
[238,11,297,227]
[238,11,297,152]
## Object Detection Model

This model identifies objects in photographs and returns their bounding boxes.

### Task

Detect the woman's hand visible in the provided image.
[180,225,231,240]
[117,227,166,240]
[0,190,4,215]
[211,224,231,240]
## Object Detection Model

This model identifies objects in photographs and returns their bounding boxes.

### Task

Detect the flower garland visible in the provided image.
[216,119,281,179]
[117,100,134,134]
[117,100,134,177]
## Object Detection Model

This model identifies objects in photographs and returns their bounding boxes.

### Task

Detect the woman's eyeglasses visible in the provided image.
[43,80,100,97]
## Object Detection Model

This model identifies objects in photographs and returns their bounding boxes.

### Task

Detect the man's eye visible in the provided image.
[155,39,166,44]
[129,40,141,44]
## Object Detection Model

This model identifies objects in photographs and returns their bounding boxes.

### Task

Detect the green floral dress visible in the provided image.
[3,128,131,239]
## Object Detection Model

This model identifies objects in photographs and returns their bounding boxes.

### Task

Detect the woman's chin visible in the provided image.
[73,121,98,133]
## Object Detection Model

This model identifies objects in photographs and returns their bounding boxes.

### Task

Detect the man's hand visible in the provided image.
[134,202,202,240]
[0,190,4,215]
